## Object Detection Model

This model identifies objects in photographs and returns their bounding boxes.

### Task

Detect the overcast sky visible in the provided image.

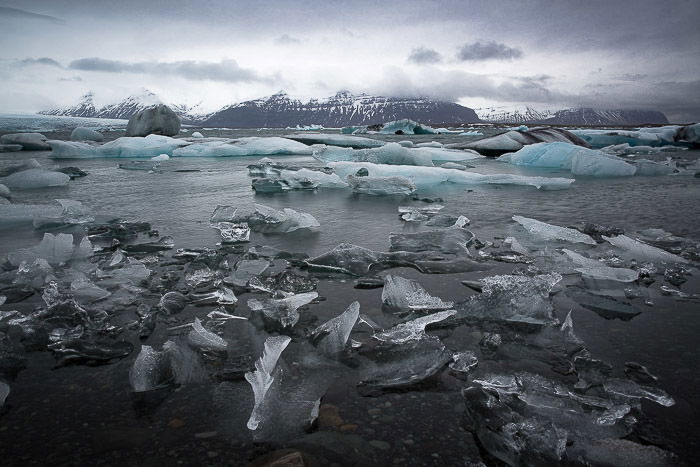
[1,0,698,121]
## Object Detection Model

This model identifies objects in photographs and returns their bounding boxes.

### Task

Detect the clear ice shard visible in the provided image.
[0,381,8,407]
[374,310,456,344]
[381,275,454,312]
[603,234,688,264]
[311,301,360,355]
[209,205,251,242]
[330,161,574,190]
[225,259,269,287]
[0,169,70,189]
[312,143,482,167]
[248,292,318,328]
[245,335,292,430]
[187,318,228,351]
[346,174,416,196]
[562,249,639,282]
[513,215,597,245]
[449,351,478,374]
[129,345,172,392]
[232,204,320,233]
[7,233,92,267]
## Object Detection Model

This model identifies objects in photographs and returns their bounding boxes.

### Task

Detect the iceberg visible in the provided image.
[7,233,92,267]
[676,122,700,145]
[570,127,682,149]
[313,143,482,167]
[381,275,454,312]
[562,249,639,282]
[0,132,50,150]
[447,127,589,157]
[286,133,384,149]
[0,169,70,189]
[245,335,292,430]
[232,204,320,233]
[172,137,312,157]
[499,142,637,177]
[513,216,597,245]
[331,161,574,190]
[49,134,189,158]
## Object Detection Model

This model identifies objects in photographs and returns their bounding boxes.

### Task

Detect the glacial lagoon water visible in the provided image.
[1,121,699,466]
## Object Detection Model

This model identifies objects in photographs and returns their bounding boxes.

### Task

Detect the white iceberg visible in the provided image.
[312,301,360,355]
[313,143,483,167]
[172,137,311,157]
[7,233,92,267]
[374,310,456,344]
[570,127,681,149]
[71,127,103,142]
[1,169,70,189]
[513,216,596,245]
[331,161,575,190]
[49,134,189,158]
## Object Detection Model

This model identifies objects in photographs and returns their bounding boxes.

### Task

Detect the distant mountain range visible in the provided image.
[41,90,670,127]
[474,105,669,126]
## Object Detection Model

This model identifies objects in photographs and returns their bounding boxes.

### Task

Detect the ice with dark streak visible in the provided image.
[381,275,454,312]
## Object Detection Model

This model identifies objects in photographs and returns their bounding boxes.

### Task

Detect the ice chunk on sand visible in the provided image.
[449,351,478,374]
[209,207,251,243]
[347,174,416,195]
[33,199,94,229]
[248,292,318,328]
[389,220,474,254]
[603,234,688,264]
[1,169,70,189]
[245,335,292,430]
[188,318,228,351]
[382,275,454,312]
[513,216,596,244]
[129,345,171,392]
[172,137,312,157]
[286,133,384,149]
[233,204,320,233]
[562,249,639,282]
[0,132,49,150]
[331,161,574,190]
[311,301,360,355]
[49,134,189,158]
[7,233,92,267]
[71,127,103,142]
[374,310,456,344]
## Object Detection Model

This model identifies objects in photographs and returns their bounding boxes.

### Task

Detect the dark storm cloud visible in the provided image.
[275,34,300,44]
[456,41,522,61]
[19,57,63,67]
[0,6,64,24]
[68,58,273,83]
[407,47,442,65]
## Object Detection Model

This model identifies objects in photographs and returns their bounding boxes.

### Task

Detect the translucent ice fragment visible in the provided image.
[248,292,318,328]
[7,233,92,267]
[0,169,70,189]
[311,301,360,355]
[374,310,456,344]
[346,174,416,195]
[245,335,292,430]
[188,318,228,351]
[513,216,596,245]
[381,275,454,312]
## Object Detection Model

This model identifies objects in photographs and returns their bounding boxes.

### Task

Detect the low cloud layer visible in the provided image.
[0,6,64,24]
[68,58,273,83]
[456,41,523,61]
[407,47,442,64]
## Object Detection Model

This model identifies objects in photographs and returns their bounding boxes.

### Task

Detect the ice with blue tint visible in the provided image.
[570,127,682,149]
[562,249,639,282]
[330,161,575,190]
[0,169,70,189]
[172,137,312,157]
[499,142,637,177]
[379,119,439,135]
[347,175,416,196]
[314,143,483,167]
[49,134,189,158]
[245,335,291,430]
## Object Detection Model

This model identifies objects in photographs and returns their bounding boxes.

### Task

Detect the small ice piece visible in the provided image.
[398,204,444,222]
[234,204,320,233]
[513,216,596,245]
[248,292,318,328]
[562,249,639,282]
[191,131,204,138]
[215,222,251,243]
[172,137,312,157]
[0,169,70,189]
[151,153,170,161]
[71,127,103,142]
[374,310,456,344]
[188,318,228,351]
[602,378,675,407]
[503,236,529,255]
[245,335,292,430]
[158,291,187,315]
[449,351,478,374]
[0,381,9,407]
[381,275,454,312]
[347,174,416,195]
[311,301,360,355]
[225,259,269,287]
[185,265,217,288]
[129,345,171,392]
[7,233,92,267]
[603,234,688,264]
[70,277,111,303]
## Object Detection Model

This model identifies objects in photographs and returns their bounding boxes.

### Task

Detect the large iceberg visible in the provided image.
[313,143,482,167]
[570,127,682,149]
[513,216,597,245]
[172,137,312,157]
[0,169,70,189]
[499,142,637,177]
[330,161,575,190]
[285,133,384,149]
[7,233,92,266]
[446,127,589,157]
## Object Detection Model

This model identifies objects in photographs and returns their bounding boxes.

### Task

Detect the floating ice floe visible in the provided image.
[286,133,384,148]
[172,137,311,157]
[381,275,454,312]
[7,233,92,267]
[49,134,189,158]
[0,169,70,189]
[603,234,688,264]
[347,174,416,195]
[570,127,683,149]
[331,161,574,190]
[0,132,50,150]
[245,335,292,430]
[513,215,597,245]
[446,127,589,157]
[499,142,639,177]
[601,143,687,156]
[71,127,103,142]
[313,143,483,167]
[231,204,320,233]
[562,249,639,282]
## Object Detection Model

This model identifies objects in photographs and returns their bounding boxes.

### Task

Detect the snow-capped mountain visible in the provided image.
[39,91,98,118]
[202,91,480,128]
[475,105,669,126]
[39,90,204,123]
